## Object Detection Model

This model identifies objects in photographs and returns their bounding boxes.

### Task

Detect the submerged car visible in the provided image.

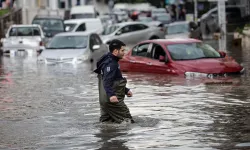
[1,24,45,54]
[165,21,202,40]
[119,38,244,77]
[38,31,108,64]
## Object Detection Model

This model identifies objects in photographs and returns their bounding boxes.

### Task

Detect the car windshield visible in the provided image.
[102,25,119,35]
[47,35,88,49]
[65,23,77,32]
[167,43,221,60]
[71,13,95,19]
[138,17,153,22]
[32,19,64,31]
[9,27,41,36]
[167,24,189,34]
[157,15,170,21]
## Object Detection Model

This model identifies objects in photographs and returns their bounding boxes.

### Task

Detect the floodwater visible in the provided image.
[0,40,250,150]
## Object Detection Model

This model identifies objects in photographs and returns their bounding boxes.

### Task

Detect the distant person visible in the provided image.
[94,39,134,124]
[179,5,186,21]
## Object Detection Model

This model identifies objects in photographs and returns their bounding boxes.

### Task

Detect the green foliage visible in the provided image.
[235,24,250,35]
[0,9,9,17]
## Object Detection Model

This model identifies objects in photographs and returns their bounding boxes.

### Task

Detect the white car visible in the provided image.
[101,22,165,46]
[64,18,103,35]
[1,24,45,54]
[38,31,108,64]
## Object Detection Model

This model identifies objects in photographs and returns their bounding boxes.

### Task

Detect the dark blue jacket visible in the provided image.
[94,52,129,97]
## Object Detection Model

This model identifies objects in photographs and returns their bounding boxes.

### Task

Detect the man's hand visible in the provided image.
[126,90,133,97]
[110,96,119,103]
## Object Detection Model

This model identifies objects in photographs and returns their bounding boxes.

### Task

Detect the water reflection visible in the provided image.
[95,125,130,150]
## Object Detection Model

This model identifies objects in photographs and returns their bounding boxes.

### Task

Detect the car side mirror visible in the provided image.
[218,51,226,58]
[5,33,8,38]
[92,45,100,50]
[116,31,122,36]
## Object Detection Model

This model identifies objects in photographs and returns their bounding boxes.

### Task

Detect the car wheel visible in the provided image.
[150,36,159,40]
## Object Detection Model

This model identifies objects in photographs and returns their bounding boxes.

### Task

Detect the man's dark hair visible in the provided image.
[109,39,126,53]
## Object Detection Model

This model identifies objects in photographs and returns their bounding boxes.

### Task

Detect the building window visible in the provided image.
[77,0,80,5]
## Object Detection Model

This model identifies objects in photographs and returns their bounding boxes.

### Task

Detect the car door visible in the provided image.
[90,34,108,63]
[127,42,153,72]
[145,43,170,74]
[115,25,136,46]
[129,24,149,45]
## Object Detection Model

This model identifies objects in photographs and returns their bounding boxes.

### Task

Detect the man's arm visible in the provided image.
[102,63,117,98]
[125,87,130,94]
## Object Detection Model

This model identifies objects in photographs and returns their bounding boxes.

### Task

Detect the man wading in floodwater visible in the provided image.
[94,39,134,123]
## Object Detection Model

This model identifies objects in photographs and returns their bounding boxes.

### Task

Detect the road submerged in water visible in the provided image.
[0,40,250,150]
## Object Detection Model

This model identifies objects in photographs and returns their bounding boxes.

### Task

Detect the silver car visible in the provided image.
[101,22,165,46]
[165,21,202,40]
[1,24,45,54]
[38,32,108,64]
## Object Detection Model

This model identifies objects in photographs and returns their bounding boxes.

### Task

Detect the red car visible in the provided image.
[119,38,244,77]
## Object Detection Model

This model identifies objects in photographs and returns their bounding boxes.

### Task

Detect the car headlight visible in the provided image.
[185,72,208,78]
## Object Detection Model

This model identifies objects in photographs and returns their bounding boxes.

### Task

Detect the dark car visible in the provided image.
[32,15,65,38]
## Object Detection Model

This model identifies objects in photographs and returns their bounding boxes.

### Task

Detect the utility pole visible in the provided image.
[194,0,198,23]
[218,0,226,52]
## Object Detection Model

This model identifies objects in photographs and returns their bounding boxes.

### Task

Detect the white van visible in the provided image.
[64,18,103,35]
[70,5,98,19]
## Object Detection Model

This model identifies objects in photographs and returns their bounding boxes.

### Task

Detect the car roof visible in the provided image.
[142,38,201,45]
[33,15,63,19]
[10,24,41,28]
[64,18,101,24]
[55,31,95,37]
[116,21,147,26]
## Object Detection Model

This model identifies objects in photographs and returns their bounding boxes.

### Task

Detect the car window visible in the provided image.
[132,43,150,57]
[102,25,119,35]
[32,18,64,31]
[150,44,166,60]
[89,34,98,50]
[65,23,77,32]
[167,43,221,60]
[120,25,132,34]
[94,34,102,45]
[9,27,41,36]
[130,24,148,31]
[71,13,95,19]
[76,23,86,32]
[167,24,189,34]
[47,35,88,49]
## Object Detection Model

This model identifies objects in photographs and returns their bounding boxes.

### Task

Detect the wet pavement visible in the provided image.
[0,39,250,150]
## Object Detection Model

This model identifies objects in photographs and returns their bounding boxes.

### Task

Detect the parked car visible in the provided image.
[138,16,153,23]
[151,8,167,18]
[101,22,165,46]
[64,18,103,35]
[119,38,244,77]
[198,5,250,33]
[32,15,65,38]
[165,21,202,40]
[154,13,172,25]
[1,24,45,54]
[38,31,108,64]
[70,5,98,19]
